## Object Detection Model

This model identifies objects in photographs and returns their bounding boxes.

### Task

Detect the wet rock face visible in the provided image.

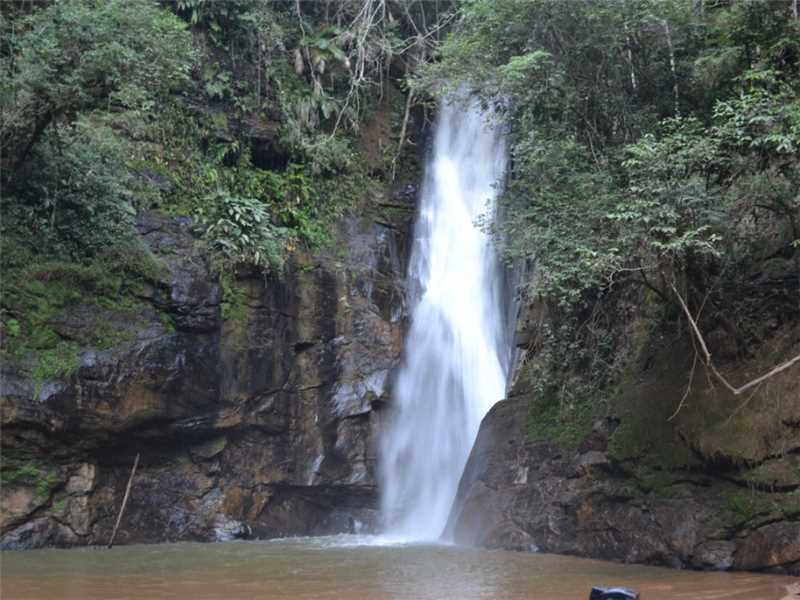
[1,194,415,549]
[445,393,800,575]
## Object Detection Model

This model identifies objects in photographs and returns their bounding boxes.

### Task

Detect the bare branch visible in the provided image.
[108,453,139,549]
[671,283,800,397]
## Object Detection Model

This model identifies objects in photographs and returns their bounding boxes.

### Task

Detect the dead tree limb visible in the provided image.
[671,284,800,397]
[108,452,139,549]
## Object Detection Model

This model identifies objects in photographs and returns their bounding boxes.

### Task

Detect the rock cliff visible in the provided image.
[446,281,800,575]
[1,189,415,549]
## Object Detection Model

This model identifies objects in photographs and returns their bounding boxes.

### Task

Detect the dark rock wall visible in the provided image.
[447,390,800,575]
[1,193,415,549]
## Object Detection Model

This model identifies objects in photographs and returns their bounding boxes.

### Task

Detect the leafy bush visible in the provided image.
[490,132,617,306]
[200,191,287,271]
[193,157,341,270]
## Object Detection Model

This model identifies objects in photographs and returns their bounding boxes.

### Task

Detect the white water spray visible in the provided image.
[380,99,510,541]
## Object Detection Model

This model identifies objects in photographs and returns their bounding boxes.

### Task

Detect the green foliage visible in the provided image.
[303,25,349,68]
[498,51,553,89]
[265,57,361,175]
[613,118,724,265]
[721,487,800,527]
[0,463,42,486]
[161,313,178,334]
[1,0,413,288]
[201,190,288,271]
[162,140,335,270]
[523,308,624,448]
[724,491,769,526]
[2,0,194,168]
[1,0,196,263]
[492,133,620,306]
[616,84,800,278]
[49,498,67,515]
[527,386,595,450]
[7,118,140,258]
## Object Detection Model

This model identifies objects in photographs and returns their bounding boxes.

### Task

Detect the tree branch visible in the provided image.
[671,283,800,397]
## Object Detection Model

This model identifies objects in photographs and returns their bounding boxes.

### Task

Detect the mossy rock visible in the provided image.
[0,238,161,397]
[737,455,800,489]
[48,497,67,516]
[0,460,62,500]
[526,393,596,450]
[220,273,250,323]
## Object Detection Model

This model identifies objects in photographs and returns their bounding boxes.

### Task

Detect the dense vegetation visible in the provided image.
[416,0,800,433]
[0,0,452,367]
[425,0,799,303]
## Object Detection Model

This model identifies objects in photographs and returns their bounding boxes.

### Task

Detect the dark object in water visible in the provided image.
[589,587,640,600]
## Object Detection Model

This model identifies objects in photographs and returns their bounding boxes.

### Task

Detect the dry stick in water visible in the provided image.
[108,452,140,549]
[671,284,800,398]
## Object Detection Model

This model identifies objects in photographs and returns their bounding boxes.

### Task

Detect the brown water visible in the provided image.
[1,536,798,600]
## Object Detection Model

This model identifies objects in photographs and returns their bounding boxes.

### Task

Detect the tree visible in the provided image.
[1,0,195,176]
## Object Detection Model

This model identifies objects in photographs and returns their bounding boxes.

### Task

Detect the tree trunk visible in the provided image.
[662,19,679,117]
[391,89,414,181]
[13,108,53,176]
[624,23,637,93]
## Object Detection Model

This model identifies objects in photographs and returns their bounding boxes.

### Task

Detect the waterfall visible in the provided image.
[379,98,510,541]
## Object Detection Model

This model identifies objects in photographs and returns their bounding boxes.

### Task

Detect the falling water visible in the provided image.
[380,98,510,540]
